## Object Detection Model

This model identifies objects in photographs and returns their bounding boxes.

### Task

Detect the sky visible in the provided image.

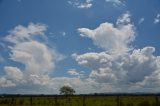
[0,0,160,94]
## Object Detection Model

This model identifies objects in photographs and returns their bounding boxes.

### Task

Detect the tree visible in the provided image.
[59,85,75,95]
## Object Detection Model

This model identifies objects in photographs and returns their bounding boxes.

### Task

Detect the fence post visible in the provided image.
[155,96,159,106]
[30,96,32,106]
[11,97,14,106]
[83,96,85,106]
[55,95,58,106]
[117,95,120,106]
[69,96,72,106]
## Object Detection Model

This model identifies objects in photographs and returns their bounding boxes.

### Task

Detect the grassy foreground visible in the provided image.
[0,94,159,106]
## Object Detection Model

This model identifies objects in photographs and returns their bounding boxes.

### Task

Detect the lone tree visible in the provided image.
[59,85,75,95]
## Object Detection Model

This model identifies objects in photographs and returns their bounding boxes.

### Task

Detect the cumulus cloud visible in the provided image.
[4,23,47,44]
[0,77,15,87]
[74,12,160,92]
[68,0,93,9]
[4,66,23,81]
[0,23,63,93]
[154,14,160,24]
[1,12,160,93]
[1,23,106,94]
[4,23,58,76]
[10,41,55,75]
[74,47,159,83]
[78,12,135,54]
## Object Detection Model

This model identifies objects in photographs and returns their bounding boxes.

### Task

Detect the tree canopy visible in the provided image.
[59,85,75,95]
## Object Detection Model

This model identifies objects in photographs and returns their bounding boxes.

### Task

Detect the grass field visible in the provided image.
[0,94,159,106]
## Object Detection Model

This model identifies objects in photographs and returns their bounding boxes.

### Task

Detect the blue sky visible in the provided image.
[0,0,160,94]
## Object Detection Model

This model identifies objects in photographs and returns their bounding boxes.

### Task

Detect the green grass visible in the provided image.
[0,95,159,106]
[119,96,157,106]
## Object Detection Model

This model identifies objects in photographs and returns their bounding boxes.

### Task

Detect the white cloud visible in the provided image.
[4,23,58,76]
[73,52,113,70]
[138,18,145,24]
[105,0,125,6]
[10,41,55,75]
[154,14,160,24]
[4,66,23,81]
[0,77,15,87]
[68,69,80,75]
[0,23,65,93]
[73,12,160,92]
[78,12,135,54]
[4,23,47,44]
[1,23,86,93]
[116,11,131,25]
[50,77,104,94]
[67,69,84,78]
[68,0,93,9]
[1,12,160,93]
[73,46,160,90]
